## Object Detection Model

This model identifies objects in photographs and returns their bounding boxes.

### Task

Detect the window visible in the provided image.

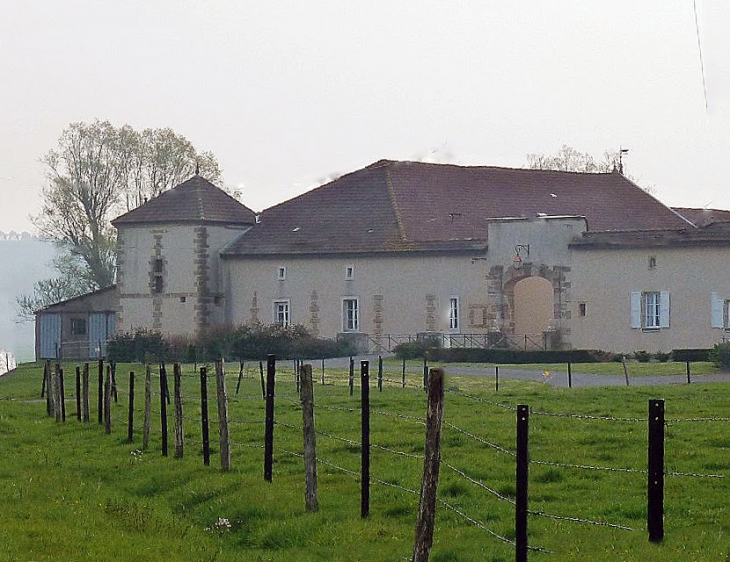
[630,291,669,330]
[579,303,586,317]
[152,258,164,294]
[345,265,354,280]
[710,293,730,330]
[274,300,290,327]
[343,298,359,332]
[449,297,459,331]
[277,266,286,280]
[71,318,87,336]
[648,256,657,269]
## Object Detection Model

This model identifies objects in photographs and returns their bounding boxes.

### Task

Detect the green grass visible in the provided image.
[1,360,729,561]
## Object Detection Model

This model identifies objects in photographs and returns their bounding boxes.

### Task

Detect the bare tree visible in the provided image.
[526,145,621,173]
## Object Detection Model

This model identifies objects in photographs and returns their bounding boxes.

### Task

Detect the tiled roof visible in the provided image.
[571,222,730,249]
[112,175,257,226]
[222,160,694,257]
[672,207,730,228]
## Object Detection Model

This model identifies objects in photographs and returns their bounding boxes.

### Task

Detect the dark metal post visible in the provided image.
[402,357,406,388]
[648,399,665,543]
[495,365,499,392]
[516,404,529,562]
[361,360,370,518]
[127,372,135,443]
[264,354,276,482]
[377,355,383,392]
[159,364,168,457]
[200,367,210,466]
[686,361,691,384]
[567,362,573,388]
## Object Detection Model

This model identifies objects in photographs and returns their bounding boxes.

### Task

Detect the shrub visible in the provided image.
[107,329,170,363]
[393,341,433,360]
[654,351,671,363]
[709,342,730,372]
[672,348,711,362]
[633,350,651,363]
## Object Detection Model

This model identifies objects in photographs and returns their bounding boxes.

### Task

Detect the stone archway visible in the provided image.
[512,276,554,349]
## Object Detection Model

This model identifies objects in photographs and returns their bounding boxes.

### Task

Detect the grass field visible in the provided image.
[0,360,728,561]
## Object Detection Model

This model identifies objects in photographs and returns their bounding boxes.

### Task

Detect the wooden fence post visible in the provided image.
[264,354,276,482]
[259,361,265,400]
[648,399,665,543]
[127,372,135,443]
[82,363,90,424]
[111,361,118,403]
[53,363,62,422]
[174,363,184,459]
[621,355,630,386]
[412,368,445,562]
[75,366,81,421]
[236,360,244,395]
[361,360,370,519]
[402,357,406,388]
[200,367,210,466]
[349,356,354,396]
[97,359,104,425]
[422,354,428,390]
[301,364,319,512]
[495,365,499,392]
[43,360,52,416]
[516,404,530,562]
[322,358,325,385]
[104,364,112,434]
[686,361,691,384]
[143,365,152,450]
[59,367,66,422]
[216,360,231,471]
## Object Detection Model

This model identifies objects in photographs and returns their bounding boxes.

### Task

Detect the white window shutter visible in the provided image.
[711,292,724,328]
[659,291,670,328]
[630,292,642,329]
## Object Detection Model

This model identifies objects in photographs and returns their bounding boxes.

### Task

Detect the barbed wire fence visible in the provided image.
[40,356,727,559]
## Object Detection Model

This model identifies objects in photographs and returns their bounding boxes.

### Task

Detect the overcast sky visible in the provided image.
[1,0,728,233]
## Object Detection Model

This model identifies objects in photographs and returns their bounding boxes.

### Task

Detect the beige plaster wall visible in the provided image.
[223,253,487,341]
[570,245,730,353]
[117,224,247,337]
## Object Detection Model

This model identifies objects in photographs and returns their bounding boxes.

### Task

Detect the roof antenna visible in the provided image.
[618,147,629,174]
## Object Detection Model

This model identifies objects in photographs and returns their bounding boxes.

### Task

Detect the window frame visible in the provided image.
[631,291,669,330]
[342,297,359,332]
[70,317,87,336]
[273,299,290,327]
[448,296,460,332]
[345,265,355,280]
[277,266,286,281]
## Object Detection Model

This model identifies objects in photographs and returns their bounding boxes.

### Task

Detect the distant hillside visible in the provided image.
[0,234,58,362]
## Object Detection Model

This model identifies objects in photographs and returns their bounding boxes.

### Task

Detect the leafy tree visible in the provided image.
[19,120,221,319]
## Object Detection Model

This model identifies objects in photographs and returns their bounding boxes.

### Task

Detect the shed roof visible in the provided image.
[222,159,693,257]
[112,175,257,226]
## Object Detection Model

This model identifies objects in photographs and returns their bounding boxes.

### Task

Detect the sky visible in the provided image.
[1,1,729,234]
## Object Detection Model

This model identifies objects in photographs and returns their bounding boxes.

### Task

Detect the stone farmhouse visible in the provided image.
[35,159,730,359]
